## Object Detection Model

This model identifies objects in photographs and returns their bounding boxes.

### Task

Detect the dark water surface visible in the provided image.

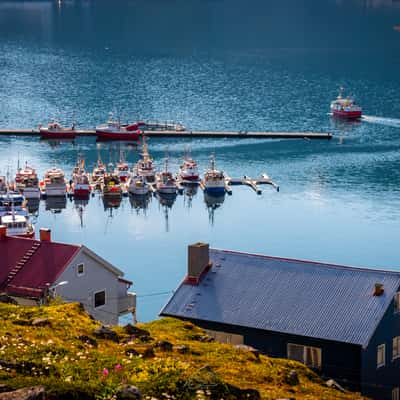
[1,0,400,321]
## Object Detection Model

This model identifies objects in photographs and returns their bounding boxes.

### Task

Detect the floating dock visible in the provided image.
[0,129,332,140]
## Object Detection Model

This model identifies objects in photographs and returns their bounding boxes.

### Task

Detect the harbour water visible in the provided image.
[1,0,400,321]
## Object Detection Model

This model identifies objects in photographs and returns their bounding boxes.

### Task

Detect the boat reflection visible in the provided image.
[183,184,198,208]
[204,192,225,225]
[45,196,67,213]
[102,196,122,211]
[129,193,151,214]
[40,138,76,148]
[26,198,40,215]
[157,193,177,232]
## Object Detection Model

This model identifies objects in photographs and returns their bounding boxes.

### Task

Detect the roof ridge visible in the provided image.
[211,248,400,276]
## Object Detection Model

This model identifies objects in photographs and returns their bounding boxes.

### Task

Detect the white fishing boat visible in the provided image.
[128,167,150,196]
[0,192,29,219]
[92,158,107,183]
[156,158,177,194]
[40,168,67,197]
[203,155,225,194]
[136,137,156,183]
[114,160,130,182]
[0,213,34,238]
[14,164,40,200]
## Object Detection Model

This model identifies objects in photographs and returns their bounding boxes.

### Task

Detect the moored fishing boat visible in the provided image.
[0,213,34,238]
[178,153,199,182]
[114,160,130,182]
[330,88,362,119]
[101,174,122,197]
[155,158,177,195]
[96,114,142,141]
[135,137,156,183]
[14,164,40,200]
[203,155,225,194]
[71,158,91,197]
[92,158,107,183]
[128,168,150,196]
[39,120,76,139]
[40,168,67,197]
[0,192,29,218]
[0,176,8,194]
[136,121,186,132]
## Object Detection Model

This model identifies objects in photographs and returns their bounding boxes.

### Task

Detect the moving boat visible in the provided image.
[203,155,225,194]
[14,164,40,200]
[330,88,362,119]
[135,137,156,183]
[39,121,76,139]
[0,213,34,238]
[40,168,67,197]
[178,153,199,182]
[128,167,149,196]
[96,114,142,141]
[101,174,122,197]
[155,158,177,194]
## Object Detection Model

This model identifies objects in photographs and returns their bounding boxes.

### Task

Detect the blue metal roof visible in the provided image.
[160,249,400,347]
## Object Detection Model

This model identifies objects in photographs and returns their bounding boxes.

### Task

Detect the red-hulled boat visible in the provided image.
[96,115,141,141]
[39,121,76,139]
[330,88,362,119]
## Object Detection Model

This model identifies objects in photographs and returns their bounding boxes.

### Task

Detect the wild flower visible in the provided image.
[102,367,109,380]
[114,363,123,372]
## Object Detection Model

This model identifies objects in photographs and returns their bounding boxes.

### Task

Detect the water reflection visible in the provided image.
[102,196,122,211]
[45,196,67,213]
[129,193,151,215]
[157,193,177,232]
[204,192,225,226]
[183,184,198,208]
[26,199,40,215]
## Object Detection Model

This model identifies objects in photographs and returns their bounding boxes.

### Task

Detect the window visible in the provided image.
[395,293,400,313]
[287,343,322,369]
[393,337,400,360]
[392,387,399,400]
[377,344,386,368]
[94,290,106,308]
[77,263,85,276]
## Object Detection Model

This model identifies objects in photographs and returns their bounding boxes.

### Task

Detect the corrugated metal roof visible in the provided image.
[160,249,400,347]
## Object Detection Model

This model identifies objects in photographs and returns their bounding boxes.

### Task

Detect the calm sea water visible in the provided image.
[1,0,400,321]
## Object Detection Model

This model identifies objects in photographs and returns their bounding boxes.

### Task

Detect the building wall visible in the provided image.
[54,249,123,324]
[361,288,400,400]
[181,318,361,391]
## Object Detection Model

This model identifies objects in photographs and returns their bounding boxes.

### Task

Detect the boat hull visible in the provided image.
[156,185,177,194]
[129,186,149,196]
[179,173,199,181]
[96,129,141,141]
[332,110,362,119]
[40,129,76,139]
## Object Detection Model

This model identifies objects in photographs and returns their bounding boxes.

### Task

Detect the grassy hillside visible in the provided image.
[0,302,365,399]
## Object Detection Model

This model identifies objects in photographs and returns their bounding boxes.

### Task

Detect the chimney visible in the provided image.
[0,225,7,240]
[187,242,211,284]
[373,283,384,297]
[40,228,51,242]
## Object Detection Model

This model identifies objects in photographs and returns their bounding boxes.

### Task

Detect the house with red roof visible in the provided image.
[0,225,136,325]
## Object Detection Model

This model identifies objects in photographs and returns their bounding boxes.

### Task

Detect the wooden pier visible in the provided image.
[0,129,332,140]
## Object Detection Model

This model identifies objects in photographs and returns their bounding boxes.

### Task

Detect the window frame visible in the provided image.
[94,289,106,309]
[287,343,322,369]
[392,387,399,400]
[77,263,85,277]
[393,337,400,361]
[377,344,386,368]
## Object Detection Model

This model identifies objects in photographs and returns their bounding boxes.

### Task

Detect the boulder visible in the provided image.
[77,335,98,347]
[174,344,189,354]
[116,384,142,400]
[141,346,155,359]
[125,348,139,356]
[156,340,173,351]
[31,318,51,327]
[94,325,119,342]
[284,370,299,386]
[123,324,150,338]
[0,386,46,400]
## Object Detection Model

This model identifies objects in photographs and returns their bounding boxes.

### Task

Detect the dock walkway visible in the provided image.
[0,129,332,140]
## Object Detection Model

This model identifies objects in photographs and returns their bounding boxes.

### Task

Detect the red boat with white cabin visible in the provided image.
[178,156,199,181]
[39,121,77,139]
[330,88,362,119]
[96,115,141,141]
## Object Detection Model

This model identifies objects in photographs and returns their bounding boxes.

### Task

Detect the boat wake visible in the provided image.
[362,115,400,128]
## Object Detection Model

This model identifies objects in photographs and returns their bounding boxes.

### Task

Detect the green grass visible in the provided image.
[0,302,366,399]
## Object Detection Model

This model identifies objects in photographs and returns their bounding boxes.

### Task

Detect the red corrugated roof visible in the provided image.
[0,236,80,298]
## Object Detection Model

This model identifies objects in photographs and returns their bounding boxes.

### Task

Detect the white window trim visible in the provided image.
[94,289,106,309]
[393,337,400,361]
[395,292,400,314]
[287,343,322,369]
[377,344,386,368]
[392,387,399,400]
[77,263,85,277]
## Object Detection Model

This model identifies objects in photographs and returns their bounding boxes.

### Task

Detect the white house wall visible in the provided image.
[54,249,123,325]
